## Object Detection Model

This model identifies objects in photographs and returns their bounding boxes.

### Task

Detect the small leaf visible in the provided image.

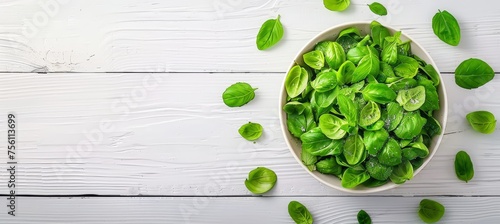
[466,111,496,134]
[288,201,313,224]
[256,15,284,50]
[244,167,277,194]
[238,122,263,141]
[455,58,495,89]
[323,0,350,12]
[432,10,461,46]
[455,150,474,183]
[368,2,387,16]
[418,199,445,223]
[357,210,372,224]
[222,82,257,107]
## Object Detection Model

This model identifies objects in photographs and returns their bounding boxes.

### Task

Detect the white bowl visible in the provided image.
[279,21,448,193]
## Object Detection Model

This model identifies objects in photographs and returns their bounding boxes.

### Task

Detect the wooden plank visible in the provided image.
[0,0,499,72]
[1,196,499,223]
[0,73,498,196]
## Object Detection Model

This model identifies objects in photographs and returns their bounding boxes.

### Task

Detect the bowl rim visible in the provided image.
[279,21,448,193]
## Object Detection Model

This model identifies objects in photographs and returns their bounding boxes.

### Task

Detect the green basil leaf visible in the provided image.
[315,41,346,70]
[311,70,338,92]
[421,64,440,86]
[337,94,359,126]
[244,167,277,194]
[418,199,445,223]
[256,15,284,50]
[394,111,427,139]
[238,122,263,141]
[366,157,393,181]
[359,101,381,127]
[301,149,317,167]
[397,41,412,56]
[396,86,426,111]
[285,65,309,98]
[394,55,419,78]
[288,201,313,224]
[301,128,343,156]
[390,160,414,184]
[364,128,389,156]
[352,47,380,83]
[432,10,460,46]
[323,0,350,11]
[338,27,361,39]
[466,111,496,134]
[422,114,442,137]
[357,210,372,224]
[455,150,474,183]
[455,58,495,89]
[303,50,325,70]
[383,102,404,131]
[283,102,306,115]
[402,142,429,160]
[341,167,370,188]
[319,114,348,140]
[286,103,316,138]
[368,2,387,16]
[222,82,257,107]
[347,46,369,65]
[362,83,396,104]
[371,24,390,47]
[378,138,402,166]
[381,31,401,65]
[316,157,343,175]
[388,77,417,92]
[337,60,356,85]
[362,178,388,188]
[343,134,365,165]
[417,76,440,112]
[337,35,359,53]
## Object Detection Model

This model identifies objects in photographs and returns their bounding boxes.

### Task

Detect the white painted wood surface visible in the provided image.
[0,0,500,223]
[2,197,500,224]
[0,0,498,73]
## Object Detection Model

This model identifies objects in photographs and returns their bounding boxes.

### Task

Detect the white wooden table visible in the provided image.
[0,0,499,223]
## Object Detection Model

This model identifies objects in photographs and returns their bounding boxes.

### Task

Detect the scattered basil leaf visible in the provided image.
[432,10,460,46]
[288,201,313,224]
[455,58,495,89]
[244,167,277,194]
[323,0,350,12]
[418,199,445,223]
[466,111,496,134]
[357,210,372,224]
[455,150,474,183]
[256,15,284,50]
[368,2,387,16]
[222,82,257,107]
[238,122,263,141]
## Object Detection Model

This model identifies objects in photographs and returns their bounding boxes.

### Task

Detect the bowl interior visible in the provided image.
[279,22,448,193]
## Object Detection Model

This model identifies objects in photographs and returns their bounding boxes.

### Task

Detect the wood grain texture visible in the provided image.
[1,196,499,223]
[0,73,498,196]
[0,0,499,72]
